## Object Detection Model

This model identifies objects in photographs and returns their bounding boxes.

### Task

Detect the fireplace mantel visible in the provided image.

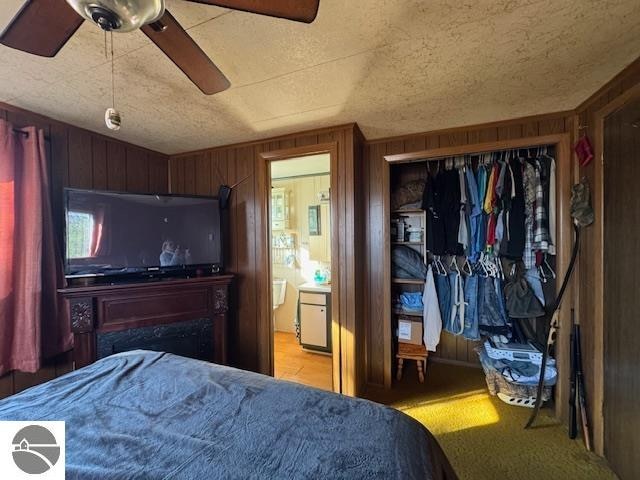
[58,275,233,369]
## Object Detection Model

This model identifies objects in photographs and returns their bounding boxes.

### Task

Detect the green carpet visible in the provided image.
[365,362,616,480]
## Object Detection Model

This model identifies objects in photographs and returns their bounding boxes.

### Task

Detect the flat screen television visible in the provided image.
[64,188,222,278]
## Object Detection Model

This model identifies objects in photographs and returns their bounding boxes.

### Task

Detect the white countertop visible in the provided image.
[298,282,331,293]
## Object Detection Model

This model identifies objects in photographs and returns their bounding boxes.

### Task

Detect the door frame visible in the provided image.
[258,142,342,393]
[591,82,640,455]
[383,134,573,417]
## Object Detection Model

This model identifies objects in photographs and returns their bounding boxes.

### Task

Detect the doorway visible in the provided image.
[602,95,640,480]
[269,154,334,391]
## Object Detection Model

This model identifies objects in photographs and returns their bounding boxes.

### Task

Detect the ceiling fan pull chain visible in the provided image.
[105,31,122,131]
[110,30,115,110]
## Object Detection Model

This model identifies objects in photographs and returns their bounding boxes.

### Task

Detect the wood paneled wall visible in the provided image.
[573,57,640,455]
[362,113,574,389]
[169,124,366,394]
[0,102,169,399]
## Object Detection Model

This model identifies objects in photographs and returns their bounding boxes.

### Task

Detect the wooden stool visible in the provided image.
[396,343,428,383]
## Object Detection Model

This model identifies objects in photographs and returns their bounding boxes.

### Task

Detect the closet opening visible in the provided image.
[384,135,572,423]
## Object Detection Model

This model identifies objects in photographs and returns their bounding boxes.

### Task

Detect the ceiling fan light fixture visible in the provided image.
[65,0,165,32]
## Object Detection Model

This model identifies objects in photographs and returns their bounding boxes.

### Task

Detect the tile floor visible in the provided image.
[273,331,333,391]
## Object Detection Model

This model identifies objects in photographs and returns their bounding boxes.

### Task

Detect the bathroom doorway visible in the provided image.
[269,154,333,391]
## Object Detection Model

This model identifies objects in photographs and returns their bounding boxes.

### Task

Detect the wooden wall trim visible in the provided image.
[366,111,573,146]
[385,134,567,162]
[171,123,359,158]
[575,56,640,113]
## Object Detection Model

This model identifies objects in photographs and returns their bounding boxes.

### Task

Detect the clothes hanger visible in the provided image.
[449,255,461,275]
[462,256,473,276]
[478,253,490,278]
[543,253,557,279]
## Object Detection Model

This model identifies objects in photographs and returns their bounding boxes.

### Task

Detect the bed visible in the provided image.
[0,350,456,479]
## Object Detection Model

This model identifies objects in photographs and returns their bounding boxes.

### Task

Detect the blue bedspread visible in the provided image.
[0,351,455,479]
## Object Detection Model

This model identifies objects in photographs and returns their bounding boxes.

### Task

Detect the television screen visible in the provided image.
[64,189,222,277]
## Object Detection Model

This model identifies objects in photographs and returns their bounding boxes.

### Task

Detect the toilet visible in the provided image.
[272,278,287,310]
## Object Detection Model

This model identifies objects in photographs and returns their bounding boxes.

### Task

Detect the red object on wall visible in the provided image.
[574,135,594,167]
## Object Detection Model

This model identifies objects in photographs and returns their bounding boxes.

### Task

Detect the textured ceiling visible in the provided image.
[1,0,640,154]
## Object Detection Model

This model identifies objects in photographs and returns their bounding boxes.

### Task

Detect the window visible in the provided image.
[67,211,95,258]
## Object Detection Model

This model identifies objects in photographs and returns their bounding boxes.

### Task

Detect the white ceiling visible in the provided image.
[271,153,330,179]
[1,0,640,155]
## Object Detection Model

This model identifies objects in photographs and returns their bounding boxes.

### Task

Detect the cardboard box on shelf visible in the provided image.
[397,317,423,346]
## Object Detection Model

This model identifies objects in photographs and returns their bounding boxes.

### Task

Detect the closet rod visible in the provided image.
[415,144,554,163]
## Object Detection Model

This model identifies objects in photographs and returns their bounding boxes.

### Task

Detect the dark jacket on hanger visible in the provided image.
[503,157,526,259]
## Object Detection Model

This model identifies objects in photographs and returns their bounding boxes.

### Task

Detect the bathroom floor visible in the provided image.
[273,332,333,391]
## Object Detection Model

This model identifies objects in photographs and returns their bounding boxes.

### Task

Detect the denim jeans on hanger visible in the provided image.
[478,276,510,335]
[445,271,465,335]
[525,267,546,306]
[435,272,451,328]
[463,274,480,340]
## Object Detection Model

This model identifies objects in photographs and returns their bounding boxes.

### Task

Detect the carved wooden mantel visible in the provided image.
[59,275,233,369]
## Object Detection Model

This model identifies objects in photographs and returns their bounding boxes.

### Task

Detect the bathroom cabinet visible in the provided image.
[271,187,289,231]
[298,286,331,353]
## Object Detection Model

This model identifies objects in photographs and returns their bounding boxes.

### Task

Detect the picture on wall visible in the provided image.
[308,205,321,236]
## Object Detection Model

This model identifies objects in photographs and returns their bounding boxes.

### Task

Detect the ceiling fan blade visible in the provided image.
[186,0,320,23]
[0,0,83,57]
[141,10,230,95]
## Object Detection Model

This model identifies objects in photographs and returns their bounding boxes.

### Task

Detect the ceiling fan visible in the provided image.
[0,0,320,95]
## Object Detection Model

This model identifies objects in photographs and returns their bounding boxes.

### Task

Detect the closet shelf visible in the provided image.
[391,241,423,245]
[393,309,423,317]
[392,209,424,215]
[392,278,425,285]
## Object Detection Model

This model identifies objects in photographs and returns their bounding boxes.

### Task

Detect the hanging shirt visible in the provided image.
[533,159,550,251]
[466,167,481,261]
[495,161,507,199]
[475,167,488,256]
[503,157,526,259]
[548,155,557,255]
[423,265,442,352]
[458,168,469,249]
[483,164,496,214]
[522,161,537,268]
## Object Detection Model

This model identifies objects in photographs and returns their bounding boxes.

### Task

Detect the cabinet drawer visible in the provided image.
[299,292,326,305]
[98,288,210,331]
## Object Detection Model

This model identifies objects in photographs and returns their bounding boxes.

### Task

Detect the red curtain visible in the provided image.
[0,119,71,375]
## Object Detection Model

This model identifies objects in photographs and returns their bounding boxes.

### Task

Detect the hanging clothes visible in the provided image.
[466,166,482,262]
[422,171,445,255]
[423,265,442,351]
[475,166,488,256]
[478,275,510,336]
[532,159,550,251]
[445,270,466,335]
[441,168,463,255]
[548,154,557,255]
[458,168,469,252]
[463,272,480,340]
[435,270,451,325]
[522,160,537,269]
[503,156,526,259]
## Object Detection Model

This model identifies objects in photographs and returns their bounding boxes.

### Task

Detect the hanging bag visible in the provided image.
[504,265,545,318]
